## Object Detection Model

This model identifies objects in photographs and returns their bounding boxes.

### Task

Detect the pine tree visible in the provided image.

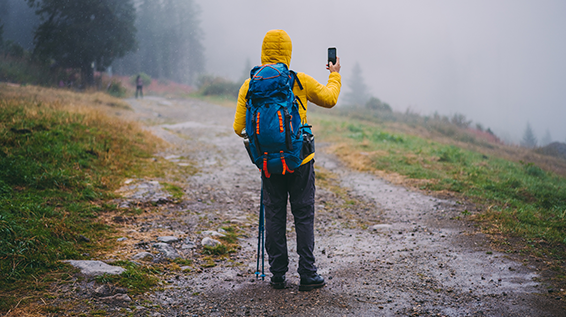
[114,0,204,84]
[240,57,252,83]
[541,130,552,146]
[344,62,370,106]
[521,122,538,148]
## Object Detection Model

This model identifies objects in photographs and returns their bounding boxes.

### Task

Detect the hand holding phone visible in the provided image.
[327,47,340,73]
[328,47,337,66]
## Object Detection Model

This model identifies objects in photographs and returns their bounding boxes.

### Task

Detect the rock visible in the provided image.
[202,237,221,247]
[371,224,392,231]
[63,260,125,276]
[181,242,196,250]
[114,287,127,294]
[119,201,131,208]
[117,237,128,242]
[157,236,179,243]
[180,266,191,271]
[132,252,154,261]
[153,242,181,260]
[100,294,132,306]
[182,237,196,249]
[94,284,113,297]
[202,230,226,238]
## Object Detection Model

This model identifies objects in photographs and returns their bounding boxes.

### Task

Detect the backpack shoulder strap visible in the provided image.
[290,70,303,90]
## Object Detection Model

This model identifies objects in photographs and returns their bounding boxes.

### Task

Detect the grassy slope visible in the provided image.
[0,84,163,311]
[310,110,566,264]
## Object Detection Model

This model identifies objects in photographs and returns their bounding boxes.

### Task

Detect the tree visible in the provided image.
[26,0,137,86]
[541,129,552,146]
[344,61,370,106]
[521,122,537,148]
[113,0,204,85]
[450,113,472,129]
[240,57,252,83]
[0,19,4,50]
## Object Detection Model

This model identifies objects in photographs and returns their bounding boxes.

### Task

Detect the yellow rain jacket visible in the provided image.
[233,29,341,165]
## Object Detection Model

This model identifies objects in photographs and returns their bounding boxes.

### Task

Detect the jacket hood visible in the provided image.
[261,29,292,67]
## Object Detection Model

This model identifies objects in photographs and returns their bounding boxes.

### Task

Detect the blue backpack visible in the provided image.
[245,63,310,178]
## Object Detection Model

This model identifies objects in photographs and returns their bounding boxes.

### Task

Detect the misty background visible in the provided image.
[2,0,565,144]
[196,0,566,144]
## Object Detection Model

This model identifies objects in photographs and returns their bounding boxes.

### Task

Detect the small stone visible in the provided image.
[181,243,196,250]
[114,287,127,294]
[371,224,392,231]
[117,237,128,242]
[100,294,132,307]
[202,230,226,238]
[153,243,180,260]
[63,260,125,276]
[132,252,154,261]
[94,284,113,297]
[202,237,221,247]
[157,236,179,243]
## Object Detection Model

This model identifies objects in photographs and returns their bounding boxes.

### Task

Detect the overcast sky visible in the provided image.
[196,0,566,143]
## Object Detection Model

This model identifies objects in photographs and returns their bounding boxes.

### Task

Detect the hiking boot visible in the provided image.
[299,273,325,291]
[270,275,286,289]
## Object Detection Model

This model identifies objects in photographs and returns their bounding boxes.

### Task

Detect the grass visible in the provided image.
[201,226,240,257]
[312,113,566,260]
[94,261,161,294]
[0,84,165,311]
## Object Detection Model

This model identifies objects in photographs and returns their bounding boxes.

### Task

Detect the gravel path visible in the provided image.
[117,96,563,316]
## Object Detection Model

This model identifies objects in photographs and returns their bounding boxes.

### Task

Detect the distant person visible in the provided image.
[135,75,143,98]
[233,29,341,291]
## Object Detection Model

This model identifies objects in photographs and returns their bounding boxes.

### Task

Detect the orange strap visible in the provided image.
[277,111,283,132]
[263,152,271,178]
[256,112,260,135]
[280,151,294,175]
[290,115,293,133]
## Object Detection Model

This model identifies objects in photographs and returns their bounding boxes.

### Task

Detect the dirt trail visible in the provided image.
[123,96,563,316]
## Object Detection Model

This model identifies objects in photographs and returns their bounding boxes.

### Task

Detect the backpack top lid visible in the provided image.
[247,63,293,102]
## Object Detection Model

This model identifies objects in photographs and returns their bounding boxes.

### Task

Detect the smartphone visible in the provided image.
[328,47,337,66]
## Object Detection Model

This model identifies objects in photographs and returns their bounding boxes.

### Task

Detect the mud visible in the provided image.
[113,96,563,316]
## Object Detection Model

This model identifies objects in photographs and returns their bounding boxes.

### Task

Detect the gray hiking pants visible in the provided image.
[262,160,316,277]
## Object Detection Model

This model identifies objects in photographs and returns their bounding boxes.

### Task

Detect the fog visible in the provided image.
[196,0,566,144]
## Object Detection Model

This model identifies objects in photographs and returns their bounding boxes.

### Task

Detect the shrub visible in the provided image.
[106,80,127,97]
[197,74,239,98]
[365,97,392,112]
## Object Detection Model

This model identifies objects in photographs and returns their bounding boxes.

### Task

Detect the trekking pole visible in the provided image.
[255,179,266,280]
[260,183,265,280]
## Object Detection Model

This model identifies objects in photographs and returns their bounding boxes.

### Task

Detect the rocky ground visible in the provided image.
[58,96,564,317]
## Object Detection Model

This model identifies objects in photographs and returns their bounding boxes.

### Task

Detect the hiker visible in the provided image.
[135,75,143,98]
[233,29,341,291]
